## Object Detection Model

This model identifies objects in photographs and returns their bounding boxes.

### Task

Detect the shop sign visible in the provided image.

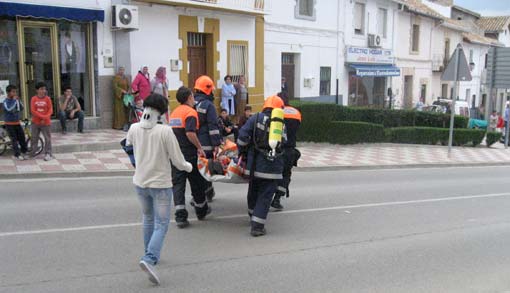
[346,46,394,64]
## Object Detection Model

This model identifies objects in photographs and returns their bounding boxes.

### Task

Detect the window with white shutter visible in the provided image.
[354,3,365,35]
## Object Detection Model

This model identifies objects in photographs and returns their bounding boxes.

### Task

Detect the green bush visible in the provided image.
[291,101,469,130]
[328,121,385,144]
[486,131,503,147]
[386,127,486,146]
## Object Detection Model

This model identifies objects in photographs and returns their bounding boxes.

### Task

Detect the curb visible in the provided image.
[3,161,510,180]
[295,161,510,172]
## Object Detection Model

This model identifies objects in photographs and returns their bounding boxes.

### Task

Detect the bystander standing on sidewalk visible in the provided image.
[3,85,27,160]
[30,82,53,161]
[132,66,151,102]
[126,93,192,286]
[489,110,498,132]
[221,75,236,115]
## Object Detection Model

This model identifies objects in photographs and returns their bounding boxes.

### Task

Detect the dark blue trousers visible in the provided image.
[248,178,277,228]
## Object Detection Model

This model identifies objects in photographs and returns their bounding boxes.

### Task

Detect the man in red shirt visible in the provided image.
[30,82,53,161]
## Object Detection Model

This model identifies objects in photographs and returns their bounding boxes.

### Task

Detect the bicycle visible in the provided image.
[0,119,44,156]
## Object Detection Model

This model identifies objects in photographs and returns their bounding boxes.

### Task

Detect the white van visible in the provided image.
[432,99,470,117]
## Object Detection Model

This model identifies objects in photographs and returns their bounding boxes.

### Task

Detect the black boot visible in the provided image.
[250,222,266,237]
[175,209,189,228]
[195,202,211,220]
[271,195,284,211]
[206,186,215,202]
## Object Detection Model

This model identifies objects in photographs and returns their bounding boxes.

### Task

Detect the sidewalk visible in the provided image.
[1,129,510,178]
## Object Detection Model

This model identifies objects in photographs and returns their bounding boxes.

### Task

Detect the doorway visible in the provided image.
[187,32,207,89]
[281,53,295,98]
[403,75,413,109]
[18,20,60,118]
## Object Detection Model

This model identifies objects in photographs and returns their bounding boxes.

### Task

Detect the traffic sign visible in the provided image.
[441,45,473,82]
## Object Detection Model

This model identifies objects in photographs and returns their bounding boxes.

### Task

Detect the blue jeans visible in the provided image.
[135,186,172,265]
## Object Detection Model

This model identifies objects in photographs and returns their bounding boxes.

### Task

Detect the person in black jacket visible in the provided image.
[194,75,222,202]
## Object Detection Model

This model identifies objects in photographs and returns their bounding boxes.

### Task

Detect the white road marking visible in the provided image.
[1,192,509,238]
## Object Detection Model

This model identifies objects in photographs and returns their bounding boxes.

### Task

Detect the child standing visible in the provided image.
[3,85,27,160]
[30,82,53,161]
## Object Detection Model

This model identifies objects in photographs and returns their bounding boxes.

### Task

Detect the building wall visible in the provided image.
[95,1,262,125]
[264,0,345,103]
[393,12,435,107]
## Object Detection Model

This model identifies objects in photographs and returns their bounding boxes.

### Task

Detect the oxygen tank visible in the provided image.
[268,108,284,157]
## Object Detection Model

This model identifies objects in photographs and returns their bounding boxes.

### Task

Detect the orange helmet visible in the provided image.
[263,95,284,110]
[194,75,215,96]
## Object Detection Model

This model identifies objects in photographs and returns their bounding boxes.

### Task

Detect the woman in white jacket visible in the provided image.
[126,93,192,285]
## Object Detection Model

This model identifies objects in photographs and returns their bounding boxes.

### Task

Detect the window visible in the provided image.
[228,41,248,83]
[378,8,388,38]
[411,24,420,52]
[444,39,450,66]
[441,84,448,99]
[420,84,427,102]
[320,67,331,96]
[295,0,316,20]
[469,49,474,63]
[465,89,471,101]
[354,3,365,35]
[485,53,488,69]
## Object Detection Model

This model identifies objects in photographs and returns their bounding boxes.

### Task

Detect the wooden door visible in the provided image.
[282,53,295,98]
[404,75,413,109]
[188,47,206,89]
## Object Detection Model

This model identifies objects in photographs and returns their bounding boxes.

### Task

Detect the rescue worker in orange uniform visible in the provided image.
[169,86,211,228]
[237,95,286,236]
[194,76,222,202]
[271,92,302,211]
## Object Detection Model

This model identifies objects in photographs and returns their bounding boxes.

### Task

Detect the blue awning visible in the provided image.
[0,2,104,22]
[350,64,401,77]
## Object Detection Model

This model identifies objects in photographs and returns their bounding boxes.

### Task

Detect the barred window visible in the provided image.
[228,42,248,83]
[320,67,331,96]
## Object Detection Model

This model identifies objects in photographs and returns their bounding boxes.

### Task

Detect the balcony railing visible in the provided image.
[151,0,271,14]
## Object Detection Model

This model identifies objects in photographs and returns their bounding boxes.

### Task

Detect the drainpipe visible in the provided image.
[335,0,341,105]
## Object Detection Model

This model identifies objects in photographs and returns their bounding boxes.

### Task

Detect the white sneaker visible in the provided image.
[139,260,160,285]
[44,154,53,161]
[12,155,25,161]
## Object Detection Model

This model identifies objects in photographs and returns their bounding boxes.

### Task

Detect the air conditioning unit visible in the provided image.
[368,34,382,48]
[112,4,139,30]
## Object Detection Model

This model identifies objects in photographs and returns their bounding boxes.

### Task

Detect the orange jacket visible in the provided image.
[30,96,53,126]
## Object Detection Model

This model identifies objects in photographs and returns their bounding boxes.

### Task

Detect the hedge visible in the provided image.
[291,101,469,130]
[328,121,385,144]
[386,127,486,147]
[486,131,503,147]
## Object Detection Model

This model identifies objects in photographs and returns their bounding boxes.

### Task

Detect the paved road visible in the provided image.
[2,167,510,292]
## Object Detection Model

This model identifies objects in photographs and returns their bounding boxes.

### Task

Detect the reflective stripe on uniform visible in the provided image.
[202,146,213,151]
[193,201,207,208]
[209,129,220,135]
[196,108,207,114]
[277,186,286,193]
[251,216,266,224]
[243,169,283,180]
[175,205,186,210]
[256,123,266,130]
[237,139,249,146]
[205,186,214,193]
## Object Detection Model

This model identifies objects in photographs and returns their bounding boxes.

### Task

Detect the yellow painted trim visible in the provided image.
[227,40,249,84]
[17,20,61,118]
[177,16,220,107]
[249,16,265,112]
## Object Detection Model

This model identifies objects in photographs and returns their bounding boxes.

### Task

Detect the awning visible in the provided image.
[0,2,104,22]
[350,64,401,77]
